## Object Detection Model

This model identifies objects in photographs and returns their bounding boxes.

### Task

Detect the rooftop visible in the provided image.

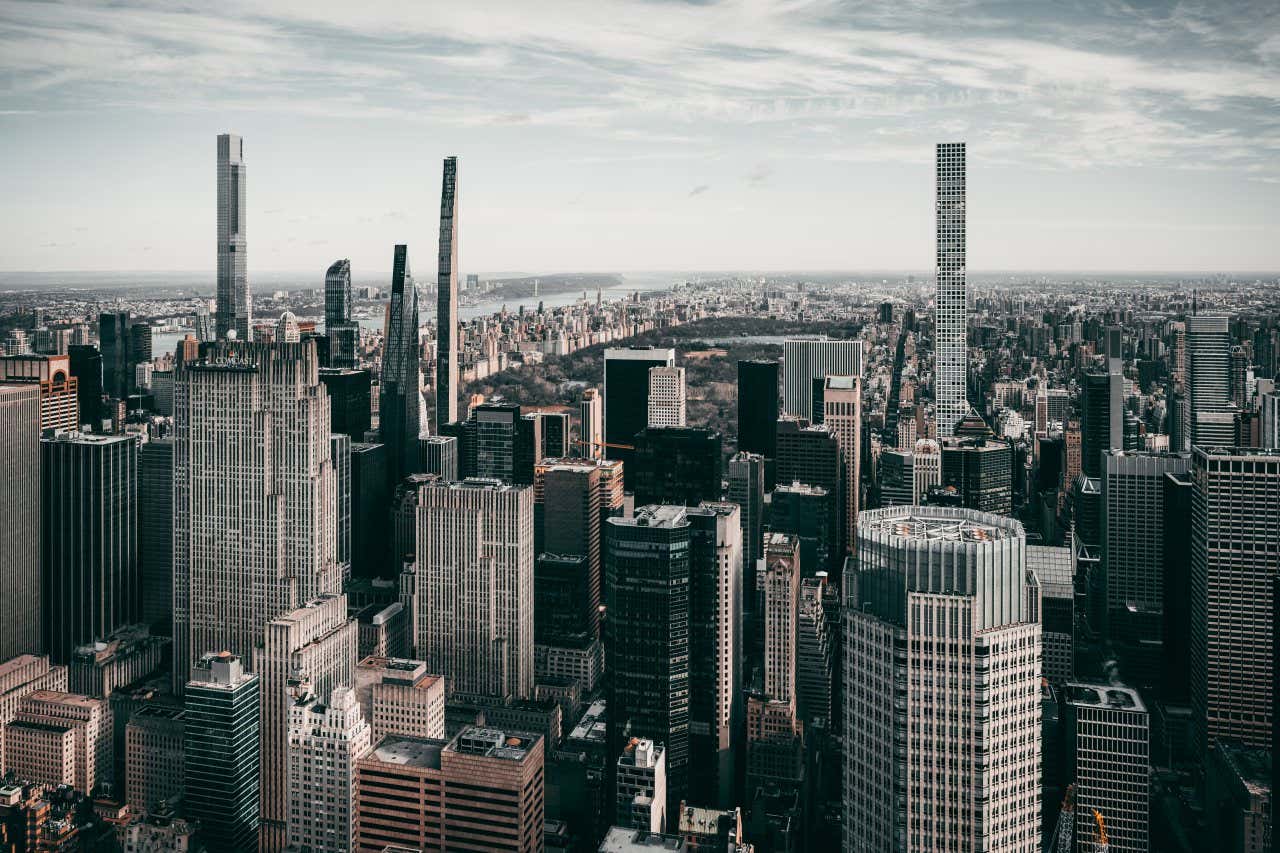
[369,735,444,770]
[451,726,538,761]
[622,505,688,529]
[1064,682,1147,714]
[1027,545,1073,593]
[860,507,1020,543]
[598,827,687,852]
[568,699,607,744]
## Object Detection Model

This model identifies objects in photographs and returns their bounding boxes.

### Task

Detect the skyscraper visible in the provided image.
[139,438,173,633]
[1186,314,1234,449]
[407,478,534,699]
[737,359,779,458]
[40,432,139,664]
[286,686,370,853]
[380,244,421,486]
[631,426,723,508]
[1062,683,1149,853]
[215,133,250,341]
[0,385,41,661]
[324,258,360,369]
[1082,370,1123,478]
[603,346,675,478]
[727,451,765,597]
[172,340,342,689]
[844,506,1041,851]
[185,651,260,853]
[647,365,687,427]
[579,387,604,458]
[1190,447,1280,753]
[318,367,373,441]
[99,311,136,401]
[67,344,103,431]
[822,375,861,551]
[934,142,967,439]
[436,156,459,428]
[781,339,862,422]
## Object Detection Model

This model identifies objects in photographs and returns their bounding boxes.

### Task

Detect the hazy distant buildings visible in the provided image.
[380,244,421,485]
[216,133,250,341]
[781,339,863,422]
[934,142,967,438]
[0,385,41,661]
[437,156,460,428]
[41,432,139,664]
[844,506,1041,851]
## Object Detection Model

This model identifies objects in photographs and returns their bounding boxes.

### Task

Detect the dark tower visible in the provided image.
[379,244,420,488]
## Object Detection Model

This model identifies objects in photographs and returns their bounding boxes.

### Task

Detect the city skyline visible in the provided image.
[1,1,1278,274]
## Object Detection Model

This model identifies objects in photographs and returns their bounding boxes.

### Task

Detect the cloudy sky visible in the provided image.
[2,0,1278,275]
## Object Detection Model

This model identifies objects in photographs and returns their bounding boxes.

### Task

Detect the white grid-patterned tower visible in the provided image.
[934,142,967,438]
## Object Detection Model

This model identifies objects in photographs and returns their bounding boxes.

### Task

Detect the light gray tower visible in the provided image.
[1186,314,1234,449]
[0,384,41,660]
[934,142,967,439]
[436,156,459,429]
[780,338,862,421]
[844,506,1041,852]
[215,133,250,341]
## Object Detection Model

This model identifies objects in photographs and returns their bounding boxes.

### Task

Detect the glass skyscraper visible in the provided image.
[436,156,459,429]
[215,133,250,341]
[934,142,967,438]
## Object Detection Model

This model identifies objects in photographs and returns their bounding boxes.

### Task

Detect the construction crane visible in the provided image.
[571,438,635,452]
[1090,809,1109,853]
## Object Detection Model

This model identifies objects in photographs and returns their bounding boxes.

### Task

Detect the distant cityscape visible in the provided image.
[0,129,1277,853]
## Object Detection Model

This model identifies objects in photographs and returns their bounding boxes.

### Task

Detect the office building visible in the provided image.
[607,506,693,820]
[1262,392,1279,449]
[216,133,250,340]
[41,432,139,664]
[68,624,165,698]
[255,594,358,846]
[797,575,833,725]
[1063,683,1149,853]
[125,705,185,811]
[539,411,571,459]
[769,481,835,581]
[1190,447,1280,753]
[0,354,79,432]
[333,433,352,576]
[1204,740,1272,853]
[354,656,445,742]
[1082,371,1124,478]
[686,503,743,808]
[934,142,967,438]
[350,442,390,580]
[617,739,666,833]
[3,690,109,794]
[420,434,459,481]
[844,506,1041,851]
[647,366,687,428]
[380,244,421,484]
[631,426,723,508]
[0,385,41,662]
[319,367,373,441]
[940,436,1013,516]
[172,339,343,689]
[822,375,861,547]
[879,448,914,507]
[603,347,675,479]
[0,654,68,774]
[579,387,604,458]
[1186,314,1233,449]
[286,686,371,853]
[726,452,765,602]
[184,652,260,853]
[737,359,779,461]
[138,438,173,632]
[324,258,360,369]
[355,601,408,659]
[100,311,141,400]
[467,402,540,485]
[1029,545,1074,684]
[781,338,863,422]
[407,478,534,699]
[775,417,843,560]
[67,344,103,431]
[353,726,544,853]
[437,156,460,428]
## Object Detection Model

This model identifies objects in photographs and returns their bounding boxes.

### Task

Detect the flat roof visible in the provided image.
[370,736,444,770]
[1065,682,1147,714]
[860,508,1018,543]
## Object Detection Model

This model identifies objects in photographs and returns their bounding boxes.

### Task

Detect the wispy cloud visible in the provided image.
[688,184,710,196]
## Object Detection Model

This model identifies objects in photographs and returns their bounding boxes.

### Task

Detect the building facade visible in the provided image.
[934,142,967,438]
[436,156,460,428]
[0,385,41,661]
[215,133,250,341]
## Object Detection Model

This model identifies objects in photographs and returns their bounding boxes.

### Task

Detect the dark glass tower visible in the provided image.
[737,359,779,460]
[140,437,174,634]
[603,346,675,483]
[379,244,420,488]
[350,442,390,579]
[99,311,132,401]
[68,344,103,431]
[1082,371,1122,478]
[185,652,260,853]
[318,367,372,441]
[631,426,724,508]
[436,156,459,429]
[324,258,359,369]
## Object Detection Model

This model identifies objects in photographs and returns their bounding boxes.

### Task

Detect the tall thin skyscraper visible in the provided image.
[172,340,342,690]
[324,259,359,369]
[578,387,604,459]
[216,133,250,341]
[1186,314,1234,449]
[436,156,459,428]
[934,142,968,439]
[823,375,861,552]
[139,438,173,633]
[0,385,41,660]
[781,339,862,422]
[844,506,1041,851]
[737,359,779,458]
[380,244,421,486]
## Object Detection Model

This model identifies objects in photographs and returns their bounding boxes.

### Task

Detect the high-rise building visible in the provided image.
[467,402,541,485]
[215,133,250,341]
[822,375,861,550]
[769,482,835,582]
[934,142,967,439]
[940,436,1013,516]
[350,442,390,580]
[1190,447,1280,753]
[172,340,343,689]
[184,651,260,853]
[686,502,743,809]
[781,339,863,422]
[436,156,460,428]
[125,705,185,812]
[1082,371,1123,478]
[1186,315,1233,449]
[1028,545,1075,685]
[380,244,421,485]
[878,448,915,506]
[844,506,1041,851]
[255,594,357,846]
[41,432,139,664]
[0,385,41,661]
[319,367,372,441]
[579,387,604,458]
[616,738,667,833]
[796,575,833,725]
[286,686,371,853]
[774,417,844,566]
[353,726,545,853]
[1204,740,1272,853]
[407,478,534,699]
[603,347,675,479]
[139,438,173,633]
[0,654,68,773]
[647,366,687,428]
[100,311,139,401]
[726,452,765,602]
[737,359,779,462]
[1063,683,1149,853]
[324,259,360,369]
[68,623,165,698]
[606,506,693,820]
[353,656,445,742]
[1261,392,1279,449]
[0,354,79,432]
[67,344,103,431]
[538,411,571,459]
[631,426,723,508]
[2,690,110,794]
